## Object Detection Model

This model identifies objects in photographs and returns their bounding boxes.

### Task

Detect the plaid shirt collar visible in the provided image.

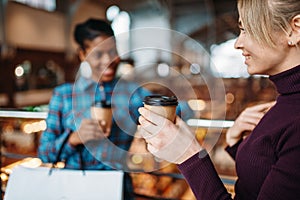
[75,76,117,92]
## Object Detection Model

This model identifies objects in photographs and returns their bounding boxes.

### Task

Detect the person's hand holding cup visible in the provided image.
[138,95,202,164]
[91,101,113,137]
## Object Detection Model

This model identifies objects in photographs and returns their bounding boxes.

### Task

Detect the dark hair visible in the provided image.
[74,18,115,50]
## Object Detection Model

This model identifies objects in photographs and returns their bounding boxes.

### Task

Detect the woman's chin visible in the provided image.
[101,75,115,82]
[247,66,258,75]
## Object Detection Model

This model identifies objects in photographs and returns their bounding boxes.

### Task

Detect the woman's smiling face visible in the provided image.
[234,20,291,76]
[80,35,120,82]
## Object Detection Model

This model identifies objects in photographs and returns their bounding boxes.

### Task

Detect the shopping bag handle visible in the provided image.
[53,133,71,168]
[50,133,85,175]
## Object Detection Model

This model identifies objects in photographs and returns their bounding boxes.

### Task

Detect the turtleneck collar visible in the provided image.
[269,65,300,95]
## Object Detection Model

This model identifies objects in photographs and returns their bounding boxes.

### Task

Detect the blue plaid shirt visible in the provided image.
[38,76,151,169]
[38,75,193,199]
[38,76,152,199]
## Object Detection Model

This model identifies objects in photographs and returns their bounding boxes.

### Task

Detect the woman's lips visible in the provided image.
[242,53,250,58]
[242,53,251,64]
[102,68,115,76]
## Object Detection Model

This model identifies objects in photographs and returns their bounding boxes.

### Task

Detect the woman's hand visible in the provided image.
[226,101,276,146]
[69,118,110,146]
[138,107,202,164]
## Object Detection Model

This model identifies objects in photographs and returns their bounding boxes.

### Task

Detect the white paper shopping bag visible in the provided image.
[4,165,124,200]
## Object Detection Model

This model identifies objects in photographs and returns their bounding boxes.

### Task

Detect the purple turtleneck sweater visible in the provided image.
[178,65,300,200]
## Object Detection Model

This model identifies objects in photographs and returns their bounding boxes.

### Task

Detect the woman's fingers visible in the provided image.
[138,114,171,136]
[78,119,108,142]
[138,107,170,127]
[238,101,276,126]
[246,101,276,113]
[238,112,264,126]
[226,101,276,146]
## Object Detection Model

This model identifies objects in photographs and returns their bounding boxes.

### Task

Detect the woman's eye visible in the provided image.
[239,27,246,34]
[237,20,246,34]
[93,52,102,59]
[109,49,117,56]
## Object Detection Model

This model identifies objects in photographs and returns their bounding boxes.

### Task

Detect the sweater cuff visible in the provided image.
[177,149,209,171]
[225,138,243,160]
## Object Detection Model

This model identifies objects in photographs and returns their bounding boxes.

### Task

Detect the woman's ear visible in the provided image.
[115,56,121,65]
[78,48,86,62]
[290,14,300,44]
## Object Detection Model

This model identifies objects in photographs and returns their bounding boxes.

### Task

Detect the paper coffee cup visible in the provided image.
[143,95,178,122]
[91,102,112,132]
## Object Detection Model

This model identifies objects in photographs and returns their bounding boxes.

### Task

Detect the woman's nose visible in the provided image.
[101,53,111,65]
[234,35,243,50]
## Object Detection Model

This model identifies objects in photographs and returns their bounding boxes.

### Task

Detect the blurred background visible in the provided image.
[0,1,278,199]
[0,0,277,110]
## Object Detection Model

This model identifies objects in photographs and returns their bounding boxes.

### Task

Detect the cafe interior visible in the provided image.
[0,0,278,199]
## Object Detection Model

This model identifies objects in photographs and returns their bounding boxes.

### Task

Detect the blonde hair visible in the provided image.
[237,0,300,47]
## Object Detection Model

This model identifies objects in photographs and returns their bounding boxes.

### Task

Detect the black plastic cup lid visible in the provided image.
[93,101,112,108]
[143,95,178,106]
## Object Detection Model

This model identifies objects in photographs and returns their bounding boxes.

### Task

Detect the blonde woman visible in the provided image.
[138,0,300,199]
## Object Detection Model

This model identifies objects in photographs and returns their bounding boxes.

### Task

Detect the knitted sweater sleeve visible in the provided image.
[225,139,243,160]
[177,150,233,200]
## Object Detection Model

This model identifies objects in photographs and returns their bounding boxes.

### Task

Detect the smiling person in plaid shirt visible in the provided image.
[38,18,151,199]
[38,18,194,199]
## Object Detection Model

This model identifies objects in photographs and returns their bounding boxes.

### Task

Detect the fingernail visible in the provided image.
[138,107,143,114]
[138,116,144,124]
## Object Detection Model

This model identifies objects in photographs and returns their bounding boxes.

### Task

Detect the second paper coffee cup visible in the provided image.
[143,95,178,122]
[91,101,112,132]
